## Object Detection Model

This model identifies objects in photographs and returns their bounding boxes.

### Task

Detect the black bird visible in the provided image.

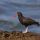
[17,12,40,33]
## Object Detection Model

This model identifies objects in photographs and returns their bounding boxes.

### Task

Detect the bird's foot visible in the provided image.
[22,31,28,33]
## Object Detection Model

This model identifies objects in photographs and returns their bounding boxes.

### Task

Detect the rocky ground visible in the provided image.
[0,31,40,40]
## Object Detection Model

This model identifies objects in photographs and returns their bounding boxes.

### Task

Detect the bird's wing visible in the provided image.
[22,17,33,23]
[23,19,32,22]
[23,17,32,21]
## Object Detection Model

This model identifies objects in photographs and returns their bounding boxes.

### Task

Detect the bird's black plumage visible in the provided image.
[17,12,40,27]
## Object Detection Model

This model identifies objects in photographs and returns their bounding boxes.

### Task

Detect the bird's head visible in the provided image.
[16,12,23,17]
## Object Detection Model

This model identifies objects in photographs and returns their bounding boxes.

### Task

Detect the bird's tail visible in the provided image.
[34,21,40,26]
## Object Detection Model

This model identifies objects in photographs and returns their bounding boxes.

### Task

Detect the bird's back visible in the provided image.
[19,16,34,26]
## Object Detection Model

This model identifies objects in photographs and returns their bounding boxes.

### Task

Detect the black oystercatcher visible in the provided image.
[17,12,40,33]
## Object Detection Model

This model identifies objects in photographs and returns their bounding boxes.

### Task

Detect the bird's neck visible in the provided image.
[18,15,23,19]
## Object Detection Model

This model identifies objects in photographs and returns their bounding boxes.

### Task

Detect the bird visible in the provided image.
[16,12,40,33]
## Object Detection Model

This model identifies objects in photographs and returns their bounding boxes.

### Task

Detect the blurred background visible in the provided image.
[0,0,40,33]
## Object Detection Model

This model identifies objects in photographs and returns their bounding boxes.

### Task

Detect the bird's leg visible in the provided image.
[22,27,28,33]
